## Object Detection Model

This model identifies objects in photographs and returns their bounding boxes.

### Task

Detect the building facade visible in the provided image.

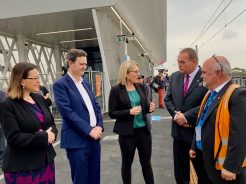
[0,0,167,112]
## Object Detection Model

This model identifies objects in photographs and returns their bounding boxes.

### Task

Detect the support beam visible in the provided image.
[17,34,28,62]
[92,9,111,113]
[54,44,62,78]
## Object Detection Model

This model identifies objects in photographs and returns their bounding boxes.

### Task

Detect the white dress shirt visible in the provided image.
[68,73,97,127]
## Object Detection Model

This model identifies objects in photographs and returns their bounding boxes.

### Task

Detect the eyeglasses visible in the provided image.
[212,55,223,72]
[128,70,140,74]
[24,75,40,80]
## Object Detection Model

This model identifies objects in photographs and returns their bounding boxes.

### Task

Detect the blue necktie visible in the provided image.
[196,91,217,149]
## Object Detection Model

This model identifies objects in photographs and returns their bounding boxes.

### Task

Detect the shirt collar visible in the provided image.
[67,72,83,84]
[187,65,199,79]
[213,80,230,93]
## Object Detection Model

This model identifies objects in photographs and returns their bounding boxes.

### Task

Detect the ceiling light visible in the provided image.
[59,38,98,43]
[36,28,93,36]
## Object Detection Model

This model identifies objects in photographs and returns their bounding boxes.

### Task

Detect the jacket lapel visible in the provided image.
[177,73,185,101]
[65,74,87,108]
[135,84,147,114]
[21,99,41,129]
[32,94,47,119]
[120,84,132,109]
[82,80,95,108]
[203,81,232,123]
[184,68,202,98]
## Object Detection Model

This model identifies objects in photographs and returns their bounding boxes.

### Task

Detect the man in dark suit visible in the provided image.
[0,90,6,167]
[53,49,103,184]
[190,56,246,184]
[164,48,208,184]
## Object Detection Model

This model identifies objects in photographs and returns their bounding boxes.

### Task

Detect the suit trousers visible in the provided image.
[66,138,101,184]
[173,139,203,184]
[118,126,154,184]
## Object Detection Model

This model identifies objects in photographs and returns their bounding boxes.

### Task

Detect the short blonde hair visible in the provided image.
[117,60,138,86]
[7,62,37,99]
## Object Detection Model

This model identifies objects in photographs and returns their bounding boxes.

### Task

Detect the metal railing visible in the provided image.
[0,69,105,122]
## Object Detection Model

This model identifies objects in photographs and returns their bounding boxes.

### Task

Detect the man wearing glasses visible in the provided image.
[190,55,246,183]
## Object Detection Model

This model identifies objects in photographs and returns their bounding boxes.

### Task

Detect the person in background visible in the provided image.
[53,48,103,184]
[190,55,246,184]
[0,89,6,168]
[0,62,57,184]
[153,71,165,108]
[39,84,52,107]
[108,60,155,184]
[40,84,50,100]
[0,90,5,100]
[138,75,153,133]
[164,72,170,91]
[138,75,145,83]
[62,66,68,76]
[164,48,207,184]
[138,75,152,103]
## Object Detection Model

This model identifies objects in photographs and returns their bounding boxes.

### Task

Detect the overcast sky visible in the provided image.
[165,0,246,73]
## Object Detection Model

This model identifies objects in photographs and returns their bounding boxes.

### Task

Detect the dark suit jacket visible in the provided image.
[53,74,103,149]
[108,83,151,136]
[164,68,208,143]
[0,93,57,172]
[191,81,246,183]
[0,90,5,128]
[0,90,5,101]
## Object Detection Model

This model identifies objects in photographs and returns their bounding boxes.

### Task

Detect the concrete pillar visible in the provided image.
[54,44,62,78]
[17,33,28,62]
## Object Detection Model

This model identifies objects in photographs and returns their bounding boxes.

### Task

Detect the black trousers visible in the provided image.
[173,139,204,184]
[118,127,154,184]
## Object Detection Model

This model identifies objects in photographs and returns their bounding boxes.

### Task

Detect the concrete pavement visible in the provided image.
[0,108,176,184]
[54,107,175,184]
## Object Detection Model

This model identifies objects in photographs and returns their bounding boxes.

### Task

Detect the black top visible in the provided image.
[108,83,151,136]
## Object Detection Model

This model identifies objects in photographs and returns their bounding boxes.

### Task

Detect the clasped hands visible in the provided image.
[174,111,190,127]
[89,126,103,140]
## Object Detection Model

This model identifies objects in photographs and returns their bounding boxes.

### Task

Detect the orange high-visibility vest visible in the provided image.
[214,83,246,170]
[197,83,246,170]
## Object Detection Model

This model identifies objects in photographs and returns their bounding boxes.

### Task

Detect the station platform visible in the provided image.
[0,101,198,184]
[54,107,176,184]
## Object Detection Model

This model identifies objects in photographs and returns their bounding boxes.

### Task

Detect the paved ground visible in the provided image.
[53,107,175,184]
[0,96,177,184]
